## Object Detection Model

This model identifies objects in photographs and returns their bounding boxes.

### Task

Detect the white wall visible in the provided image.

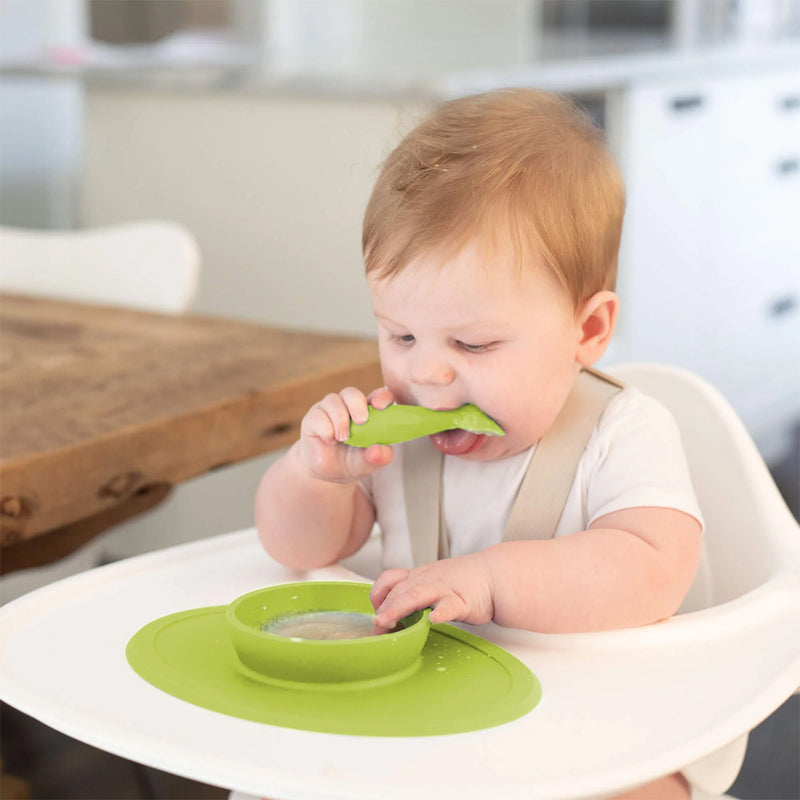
[81,89,430,334]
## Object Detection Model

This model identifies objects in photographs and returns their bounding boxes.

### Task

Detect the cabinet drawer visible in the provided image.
[618,68,800,437]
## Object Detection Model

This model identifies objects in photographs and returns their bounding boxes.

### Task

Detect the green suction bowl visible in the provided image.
[225,582,430,685]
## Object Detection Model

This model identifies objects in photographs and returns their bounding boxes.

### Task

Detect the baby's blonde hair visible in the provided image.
[362,88,626,307]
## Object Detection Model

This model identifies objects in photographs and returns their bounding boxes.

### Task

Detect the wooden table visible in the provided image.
[0,293,382,574]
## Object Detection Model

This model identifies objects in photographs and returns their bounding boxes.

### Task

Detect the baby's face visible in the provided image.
[368,241,584,460]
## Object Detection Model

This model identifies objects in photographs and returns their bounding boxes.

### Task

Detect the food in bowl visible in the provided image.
[264,610,381,640]
[226,581,430,684]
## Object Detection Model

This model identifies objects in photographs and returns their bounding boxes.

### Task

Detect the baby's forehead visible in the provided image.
[369,242,570,320]
[368,234,556,294]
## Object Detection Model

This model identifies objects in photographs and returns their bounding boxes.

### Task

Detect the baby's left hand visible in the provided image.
[370,553,496,633]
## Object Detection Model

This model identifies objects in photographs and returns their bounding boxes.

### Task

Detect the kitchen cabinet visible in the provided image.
[615,66,800,460]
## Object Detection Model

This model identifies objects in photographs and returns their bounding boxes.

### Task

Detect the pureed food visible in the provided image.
[263,611,380,640]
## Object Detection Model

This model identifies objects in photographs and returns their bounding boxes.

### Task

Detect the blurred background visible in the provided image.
[0,1,798,798]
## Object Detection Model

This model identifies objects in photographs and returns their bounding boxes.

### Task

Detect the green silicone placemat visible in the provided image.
[126,606,542,736]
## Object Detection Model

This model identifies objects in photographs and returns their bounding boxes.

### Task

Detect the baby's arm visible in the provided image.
[371,506,702,633]
[255,387,393,570]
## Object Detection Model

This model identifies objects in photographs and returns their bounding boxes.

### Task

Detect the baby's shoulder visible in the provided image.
[590,385,682,453]
[602,384,671,418]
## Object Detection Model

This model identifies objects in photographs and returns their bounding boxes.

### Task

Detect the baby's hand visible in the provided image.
[298,386,394,483]
[370,552,496,633]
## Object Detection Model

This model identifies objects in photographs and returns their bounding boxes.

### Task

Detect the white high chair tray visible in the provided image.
[1,528,798,800]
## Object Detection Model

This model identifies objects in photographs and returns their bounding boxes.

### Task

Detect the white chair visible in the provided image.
[604,363,800,797]
[608,363,800,618]
[0,220,200,313]
[0,220,201,604]
[223,363,799,798]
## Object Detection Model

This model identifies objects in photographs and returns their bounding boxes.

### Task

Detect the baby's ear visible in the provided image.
[575,291,619,366]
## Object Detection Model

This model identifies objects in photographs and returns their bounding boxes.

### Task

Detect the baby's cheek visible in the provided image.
[381,372,410,404]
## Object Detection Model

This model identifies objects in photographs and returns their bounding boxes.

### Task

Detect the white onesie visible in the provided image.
[359,386,705,571]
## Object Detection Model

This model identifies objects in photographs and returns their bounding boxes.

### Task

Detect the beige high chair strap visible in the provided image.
[503,367,623,542]
[403,437,445,568]
[403,368,623,566]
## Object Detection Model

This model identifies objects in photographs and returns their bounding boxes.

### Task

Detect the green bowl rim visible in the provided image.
[225,581,430,647]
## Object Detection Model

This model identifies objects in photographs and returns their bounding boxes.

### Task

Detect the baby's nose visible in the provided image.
[409,349,455,387]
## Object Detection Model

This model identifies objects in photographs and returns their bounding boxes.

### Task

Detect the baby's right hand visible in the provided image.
[297,386,395,483]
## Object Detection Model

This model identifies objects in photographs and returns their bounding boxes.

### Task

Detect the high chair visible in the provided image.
[611,363,800,618]
[600,362,800,796]
[0,363,797,800]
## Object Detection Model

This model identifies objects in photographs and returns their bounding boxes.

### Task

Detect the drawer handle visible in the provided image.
[670,95,705,112]
[780,95,800,111]
[769,295,798,317]
[777,158,799,175]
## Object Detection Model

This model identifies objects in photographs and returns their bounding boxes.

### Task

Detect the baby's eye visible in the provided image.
[457,341,490,353]
[392,334,416,346]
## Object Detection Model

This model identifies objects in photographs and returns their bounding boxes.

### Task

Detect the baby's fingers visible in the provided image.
[428,595,464,624]
[372,578,449,631]
[366,386,395,411]
[301,396,343,443]
[338,386,370,432]
[305,390,362,443]
[370,568,408,612]
[364,443,393,467]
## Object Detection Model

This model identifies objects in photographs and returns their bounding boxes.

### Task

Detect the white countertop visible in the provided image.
[3,32,798,99]
[433,39,800,98]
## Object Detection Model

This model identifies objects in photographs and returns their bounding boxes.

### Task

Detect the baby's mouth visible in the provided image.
[429,429,485,456]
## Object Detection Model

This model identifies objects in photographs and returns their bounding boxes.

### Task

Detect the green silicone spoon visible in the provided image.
[345,403,504,448]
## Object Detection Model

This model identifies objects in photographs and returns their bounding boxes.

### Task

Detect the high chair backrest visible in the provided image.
[0,221,200,313]
[608,363,800,614]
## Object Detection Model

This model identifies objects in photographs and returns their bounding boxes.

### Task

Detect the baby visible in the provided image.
[256,88,703,799]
